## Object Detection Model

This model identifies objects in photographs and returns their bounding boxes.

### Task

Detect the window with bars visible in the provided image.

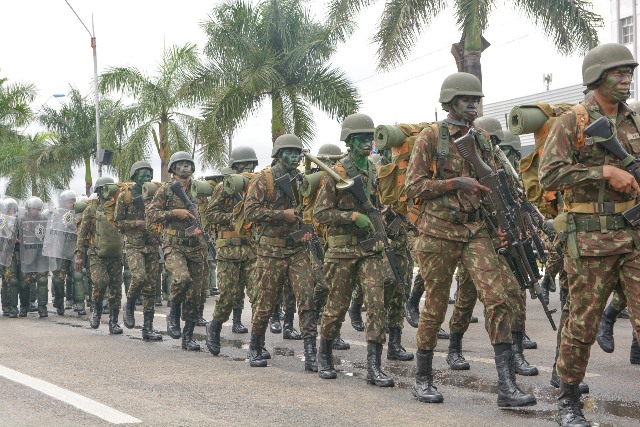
[621,16,634,44]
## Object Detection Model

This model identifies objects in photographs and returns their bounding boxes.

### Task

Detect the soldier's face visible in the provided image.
[451,96,481,123]
[135,169,153,186]
[173,161,193,178]
[234,162,255,173]
[279,148,302,170]
[350,133,374,157]
[599,66,634,103]
[28,208,40,218]
[62,200,75,210]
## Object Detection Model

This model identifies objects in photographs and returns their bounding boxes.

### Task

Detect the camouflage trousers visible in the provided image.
[558,251,640,385]
[251,250,317,339]
[89,253,123,310]
[212,244,255,324]
[449,259,527,334]
[199,246,209,316]
[3,250,27,311]
[321,253,386,344]
[51,259,73,310]
[312,252,328,311]
[164,243,205,323]
[415,234,516,350]
[125,245,160,314]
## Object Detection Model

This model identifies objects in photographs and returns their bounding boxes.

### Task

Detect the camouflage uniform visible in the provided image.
[539,92,640,384]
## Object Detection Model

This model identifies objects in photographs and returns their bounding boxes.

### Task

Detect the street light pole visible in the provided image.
[64,0,102,177]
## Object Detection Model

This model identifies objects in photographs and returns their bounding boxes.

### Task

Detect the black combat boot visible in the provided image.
[248,334,267,367]
[259,334,271,359]
[348,301,364,332]
[122,298,135,329]
[283,313,302,340]
[512,332,539,376]
[19,306,28,317]
[317,337,337,379]
[494,346,536,407]
[109,308,123,335]
[618,308,629,319]
[437,328,449,339]
[366,343,394,387]
[631,335,640,365]
[231,308,248,333]
[522,333,537,350]
[197,307,207,327]
[551,361,590,394]
[181,320,201,351]
[38,304,48,318]
[446,332,470,370]
[387,327,414,361]
[469,315,479,323]
[90,301,103,329]
[412,349,443,403]
[206,318,222,356]
[597,303,621,353]
[404,287,421,328]
[556,382,589,427]
[166,302,182,339]
[332,335,350,350]
[303,337,318,372]
[141,312,162,341]
[269,304,282,333]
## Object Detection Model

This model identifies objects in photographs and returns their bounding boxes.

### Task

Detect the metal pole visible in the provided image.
[633,0,638,101]
[92,30,102,177]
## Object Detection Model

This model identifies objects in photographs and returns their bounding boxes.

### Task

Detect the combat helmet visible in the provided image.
[582,43,638,86]
[316,143,343,160]
[439,72,484,104]
[167,151,195,174]
[25,196,44,210]
[93,176,115,193]
[58,190,77,207]
[340,113,375,141]
[129,161,153,180]
[271,134,303,158]
[500,130,521,151]
[229,146,258,167]
[474,116,504,141]
[3,198,18,214]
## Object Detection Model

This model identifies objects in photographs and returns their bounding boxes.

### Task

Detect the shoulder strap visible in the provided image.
[263,168,275,200]
[429,121,449,179]
[340,157,360,179]
[571,103,589,149]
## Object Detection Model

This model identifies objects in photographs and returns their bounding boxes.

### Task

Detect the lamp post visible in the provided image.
[64,0,103,177]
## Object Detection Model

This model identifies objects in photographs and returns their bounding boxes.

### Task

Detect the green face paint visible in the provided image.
[278,148,302,171]
[600,66,634,103]
[173,161,193,179]
[349,133,373,171]
[134,169,153,187]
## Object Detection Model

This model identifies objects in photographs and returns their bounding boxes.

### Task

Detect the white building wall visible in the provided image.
[611,0,639,100]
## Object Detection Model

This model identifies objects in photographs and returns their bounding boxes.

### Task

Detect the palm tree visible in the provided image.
[0,132,71,201]
[99,43,214,182]
[194,0,361,149]
[0,74,36,141]
[326,0,602,80]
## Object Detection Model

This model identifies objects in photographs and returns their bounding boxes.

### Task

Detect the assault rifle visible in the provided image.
[585,116,640,227]
[454,130,557,330]
[169,181,216,259]
[274,173,325,266]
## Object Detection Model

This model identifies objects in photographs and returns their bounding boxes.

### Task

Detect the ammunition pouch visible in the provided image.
[327,235,359,247]
[564,200,635,215]
[215,237,249,248]
[573,215,627,232]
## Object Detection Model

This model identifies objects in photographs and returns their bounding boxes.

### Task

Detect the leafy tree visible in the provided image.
[326,0,602,80]
[0,74,36,141]
[195,0,361,149]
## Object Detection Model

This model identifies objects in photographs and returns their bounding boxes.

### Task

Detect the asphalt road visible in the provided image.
[1,285,638,427]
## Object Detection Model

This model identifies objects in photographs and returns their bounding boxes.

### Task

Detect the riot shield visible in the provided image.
[0,213,18,267]
[20,218,49,273]
[42,208,77,264]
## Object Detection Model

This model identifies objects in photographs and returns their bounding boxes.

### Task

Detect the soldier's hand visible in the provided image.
[193,227,203,237]
[603,165,640,194]
[351,212,373,230]
[74,257,84,272]
[497,227,509,248]
[172,209,195,220]
[283,209,297,223]
[446,177,491,195]
[301,232,312,243]
[373,240,384,253]
[135,220,145,229]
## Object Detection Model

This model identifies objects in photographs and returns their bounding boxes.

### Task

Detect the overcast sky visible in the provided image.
[0,0,610,198]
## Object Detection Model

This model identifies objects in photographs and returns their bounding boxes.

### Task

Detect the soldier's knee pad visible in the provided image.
[37,276,49,287]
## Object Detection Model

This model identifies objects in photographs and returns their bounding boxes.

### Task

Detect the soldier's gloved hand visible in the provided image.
[446,177,491,195]
[373,240,384,253]
[74,257,84,272]
[283,209,298,223]
[172,209,195,220]
[351,212,373,230]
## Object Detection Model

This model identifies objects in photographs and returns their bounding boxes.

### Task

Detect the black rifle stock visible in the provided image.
[454,130,557,330]
[169,181,216,259]
[585,116,640,227]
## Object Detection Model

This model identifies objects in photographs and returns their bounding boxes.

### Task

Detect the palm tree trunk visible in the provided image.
[271,93,285,144]
[450,34,490,116]
[31,177,37,197]
[159,120,169,182]
[84,157,93,196]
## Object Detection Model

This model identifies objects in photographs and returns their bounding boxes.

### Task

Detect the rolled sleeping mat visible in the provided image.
[223,174,249,195]
[508,105,549,135]
[101,183,121,200]
[193,179,214,198]
[73,201,88,214]
[375,125,408,151]
[142,182,159,200]
[300,171,324,197]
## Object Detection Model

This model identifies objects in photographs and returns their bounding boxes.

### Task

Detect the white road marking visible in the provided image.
[0,365,142,424]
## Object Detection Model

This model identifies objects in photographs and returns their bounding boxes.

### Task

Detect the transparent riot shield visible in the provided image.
[42,208,77,270]
[20,218,49,273]
[0,214,18,267]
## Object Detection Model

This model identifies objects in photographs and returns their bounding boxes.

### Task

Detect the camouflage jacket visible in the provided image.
[314,156,379,259]
[204,182,234,235]
[405,120,499,242]
[539,93,640,257]
[114,185,156,249]
[244,163,305,258]
[75,200,98,256]
[147,177,203,248]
